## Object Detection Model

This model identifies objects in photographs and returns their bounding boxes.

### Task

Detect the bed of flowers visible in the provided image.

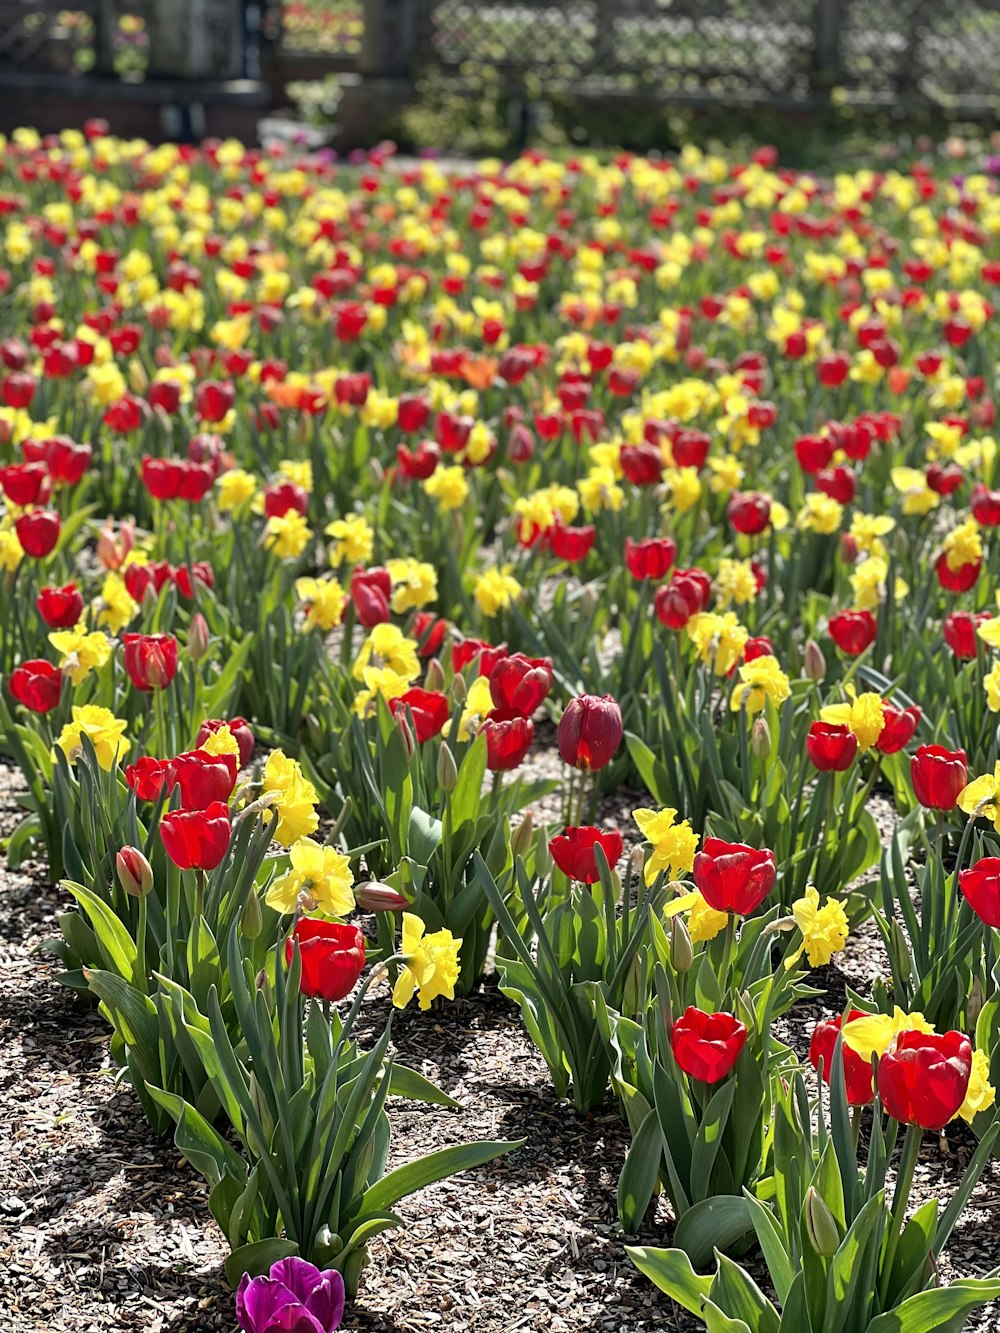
[4,123,1000,1331]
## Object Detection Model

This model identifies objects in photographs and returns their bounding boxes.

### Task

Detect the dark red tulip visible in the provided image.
[817,353,850,387]
[263,480,309,518]
[36,583,84,628]
[482,710,534,771]
[452,638,508,678]
[877,1030,971,1130]
[396,440,441,480]
[927,462,964,496]
[194,379,235,422]
[0,461,49,506]
[693,837,776,915]
[122,633,179,692]
[670,1006,748,1083]
[123,560,174,603]
[620,443,664,487]
[548,825,624,884]
[287,919,366,1001]
[624,535,676,580]
[943,610,990,660]
[396,394,430,433]
[910,745,967,810]
[654,568,711,629]
[125,756,172,802]
[727,492,771,536]
[14,509,60,558]
[160,800,232,870]
[875,703,921,755]
[809,1011,874,1105]
[828,609,877,656]
[557,694,623,771]
[8,659,62,712]
[971,484,1000,527]
[806,721,858,772]
[816,465,857,505]
[350,566,392,627]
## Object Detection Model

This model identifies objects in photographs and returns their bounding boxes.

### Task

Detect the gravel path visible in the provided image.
[2,761,1000,1332]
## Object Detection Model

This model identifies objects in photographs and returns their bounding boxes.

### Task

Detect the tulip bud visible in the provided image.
[305,712,325,754]
[888,919,912,985]
[968,976,986,1029]
[255,967,274,1010]
[803,638,826,682]
[751,716,772,760]
[242,888,263,939]
[396,711,415,760]
[142,581,159,616]
[581,584,600,618]
[535,834,553,878]
[511,812,534,861]
[423,657,445,692]
[436,741,458,792]
[116,845,153,898]
[354,881,409,912]
[449,671,467,705]
[623,952,643,1015]
[669,914,694,973]
[188,612,210,661]
[805,1186,841,1257]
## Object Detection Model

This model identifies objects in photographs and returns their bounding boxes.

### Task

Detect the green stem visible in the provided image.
[878,1122,922,1307]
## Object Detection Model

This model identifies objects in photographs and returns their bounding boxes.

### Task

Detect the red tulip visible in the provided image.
[828,609,877,656]
[263,480,309,518]
[168,749,238,808]
[8,659,62,712]
[742,635,774,663]
[388,687,450,742]
[334,372,371,406]
[875,702,921,755]
[196,716,255,768]
[123,632,179,692]
[654,568,712,629]
[173,560,214,598]
[970,484,1000,527]
[620,443,664,487]
[624,536,676,580]
[396,440,441,480]
[910,745,967,810]
[452,638,508,677]
[557,694,622,771]
[0,461,49,505]
[548,825,624,884]
[817,352,850,387]
[809,1011,875,1105]
[727,492,771,536]
[123,560,174,603]
[287,919,366,1001]
[670,1006,748,1083]
[935,550,981,593]
[927,461,964,496]
[877,1030,972,1130]
[410,612,449,657]
[693,837,776,915]
[489,653,553,717]
[959,857,1000,927]
[141,455,184,500]
[14,509,60,558]
[396,393,430,433]
[160,800,232,870]
[36,583,84,628]
[194,379,235,422]
[943,610,990,659]
[816,465,857,505]
[806,721,858,772]
[350,566,392,627]
[482,710,534,771]
[125,756,172,802]
[547,521,596,562]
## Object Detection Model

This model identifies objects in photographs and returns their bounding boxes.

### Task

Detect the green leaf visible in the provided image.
[674,1197,754,1270]
[224,1238,300,1289]
[357,1139,522,1218]
[617,1109,662,1233]
[863,1278,1000,1333]
[64,881,137,979]
[387,1064,460,1109]
[710,1253,779,1333]
[741,1190,794,1304]
[625,1245,713,1315]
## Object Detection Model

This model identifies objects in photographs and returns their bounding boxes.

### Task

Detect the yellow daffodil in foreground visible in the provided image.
[266,837,355,917]
[663,888,728,942]
[786,886,848,968]
[53,705,129,771]
[730,654,791,715]
[841,1006,933,1060]
[632,806,699,885]
[958,1049,997,1123]
[958,764,1000,830]
[264,510,312,560]
[392,912,462,1010]
[326,513,374,565]
[49,628,112,685]
[262,749,319,846]
[295,576,347,632]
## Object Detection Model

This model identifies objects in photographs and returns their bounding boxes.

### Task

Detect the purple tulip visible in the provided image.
[236,1256,345,1333]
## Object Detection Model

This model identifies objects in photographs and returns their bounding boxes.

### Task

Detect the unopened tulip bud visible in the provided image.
[437,741,458,792]
[188,612,210,661]
[511,812,534,860]
[805,1186,841,1257]
[255,967,274,1010]
[969,976,986,1028]
[889,920,912,985]
[396,711,415,760]
[623,952,643,1014]
[142,581,159,616]
[669,914,694,973]
[803,638,826,682]
[581,584,600,618]
[751,716,772,760]
[450,672,467,705]
[354,880,409,912]
[424,657,445,692]
[242,888,263,939]
[117,846,153,897]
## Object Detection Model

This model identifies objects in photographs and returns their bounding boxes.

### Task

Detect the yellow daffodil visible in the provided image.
[392,912,462,1010]
[265,837,355,917]
[53,705,129,771]
[633,807,699,885]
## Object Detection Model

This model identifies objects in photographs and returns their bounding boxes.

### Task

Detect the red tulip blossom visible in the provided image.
[693,837,776,915]
[388,687,451,742]
[670,1006,748,1083]
[8,659,62,712]
[959,857,1000,928]
[726,492,771,536]
[875,702,921,755]
[548,825,624,884]
[943,610,990,659]
[910,745,967,810]
[123,632,179,692]
[168,749,239,809]
[828,609,877,656]
[287,919,366,1001]
[808,1011,875,1105]
[557,694,623,771]
[482,710,534,771]
[877,1030,972,1130]
[624,536,676,580]
[36,583,84,628]
[14,509,60,558]
[160,800,232,870]
[806,721,858,772]
[489,654,553,717]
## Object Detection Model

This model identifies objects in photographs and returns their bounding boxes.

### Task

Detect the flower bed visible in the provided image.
[2,125,1000,1330]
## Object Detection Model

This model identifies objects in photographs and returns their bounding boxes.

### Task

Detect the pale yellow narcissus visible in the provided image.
[392,912,462,1010]
[53,705,129,771]
[262,750,319,846]
[785,886,848,969]
[473,565,521,618]
[266,837,355,918]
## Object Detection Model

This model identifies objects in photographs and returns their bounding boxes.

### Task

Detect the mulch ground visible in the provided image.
[2,759,1000,1332]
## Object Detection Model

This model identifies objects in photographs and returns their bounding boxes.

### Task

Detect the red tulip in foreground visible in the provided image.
[806,721,857,772]
[286,919,366,1002]
[808,1011,874,1105]
[670,1006,747,1083]
[123,632,179,691]
[959,857,1000,927]
[877,1029,972,1130]
[693,837,776,915]
[36,583,84,629]
[557,694,623,771]
[8,659,63,713]
[160,801,232,870]
[168,750,239,808]
[827,608,877,656]
[548,826,624,884]
[910,744,967,810]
